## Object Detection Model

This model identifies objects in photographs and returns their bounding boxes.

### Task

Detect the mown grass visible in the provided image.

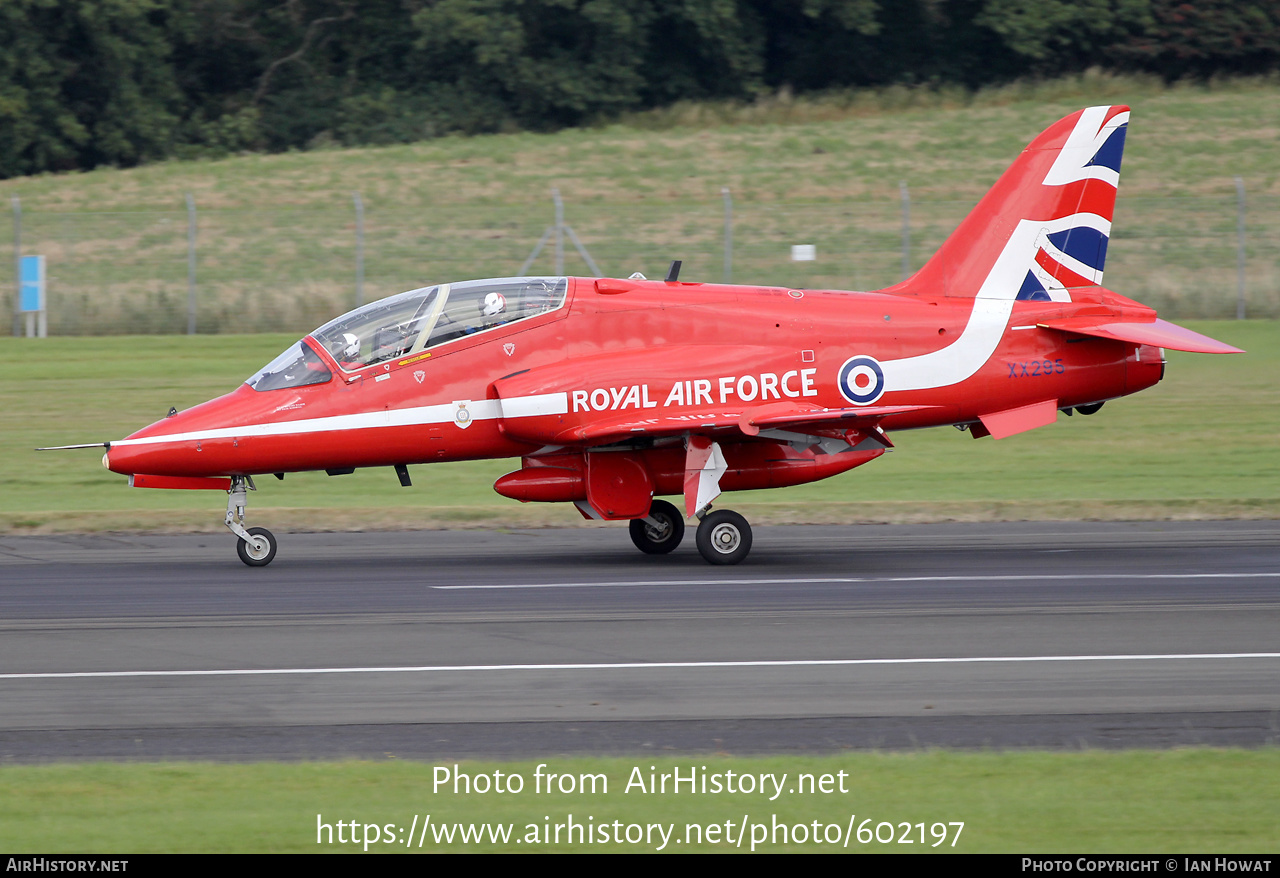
[1,751,1276,852]
[8,72,1277,211]
[1,74,1277,335]
[0,321,1274,534]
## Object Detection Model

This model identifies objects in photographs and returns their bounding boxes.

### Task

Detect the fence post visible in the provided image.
[899,180,911,282]
[552,188,564,276]
[354,191,365,307]
[1234,176,1246,320]
[185,193,197,335]
[722,187,733,283]
[11,196,19,337]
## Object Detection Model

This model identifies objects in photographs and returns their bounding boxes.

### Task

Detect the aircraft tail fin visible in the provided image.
[889,105,1130,302]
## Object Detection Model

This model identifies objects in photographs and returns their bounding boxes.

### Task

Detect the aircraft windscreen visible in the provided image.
[246,340,332,392]
[311,285,441,371]
[311,278,566,372]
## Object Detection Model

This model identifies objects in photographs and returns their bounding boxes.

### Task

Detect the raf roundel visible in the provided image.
[838,355,886,405]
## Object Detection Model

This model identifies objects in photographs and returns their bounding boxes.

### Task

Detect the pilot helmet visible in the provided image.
[342,332,360,359]
[481,292,506,317]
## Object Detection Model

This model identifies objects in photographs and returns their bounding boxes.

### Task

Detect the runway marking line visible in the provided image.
[431,572,1280,589]
[4,653,1278,681]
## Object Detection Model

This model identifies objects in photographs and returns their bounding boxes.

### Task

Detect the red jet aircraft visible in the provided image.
[56,105,1243,566]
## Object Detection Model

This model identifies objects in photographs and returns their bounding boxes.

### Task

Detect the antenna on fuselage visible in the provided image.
[665,260,682,283]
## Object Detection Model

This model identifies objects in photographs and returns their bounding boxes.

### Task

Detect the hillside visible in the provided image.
[2,76,1277,334]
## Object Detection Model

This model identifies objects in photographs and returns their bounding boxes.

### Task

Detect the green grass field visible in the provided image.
[0,320,1274,534]
[2,752,1277,852]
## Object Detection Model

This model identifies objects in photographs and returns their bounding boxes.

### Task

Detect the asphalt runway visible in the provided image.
[0,520,1277,761]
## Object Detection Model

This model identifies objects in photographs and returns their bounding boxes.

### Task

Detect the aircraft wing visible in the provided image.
[1037,316,1243,354]
[560,402,940,445]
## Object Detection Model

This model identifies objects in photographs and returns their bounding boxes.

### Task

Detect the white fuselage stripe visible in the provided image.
[111,392,568,447]
[869,114,1125,399]
[879,212,1110,394]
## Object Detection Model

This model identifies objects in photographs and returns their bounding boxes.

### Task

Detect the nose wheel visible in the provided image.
[695,509,752,565]
[235,526,278,567]
[225,476,278,567]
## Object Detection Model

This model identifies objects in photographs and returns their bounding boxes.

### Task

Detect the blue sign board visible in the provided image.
[19,255,44,312]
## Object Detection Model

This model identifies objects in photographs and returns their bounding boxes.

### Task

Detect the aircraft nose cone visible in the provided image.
[106,392,235,476]
[105,383,282,477]
[103,438,146,476]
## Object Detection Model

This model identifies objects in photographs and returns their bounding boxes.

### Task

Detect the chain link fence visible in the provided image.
[9,188,1277,336]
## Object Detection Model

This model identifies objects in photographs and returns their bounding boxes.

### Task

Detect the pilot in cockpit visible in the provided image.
[335,332,363,368]
[481,292,506,319]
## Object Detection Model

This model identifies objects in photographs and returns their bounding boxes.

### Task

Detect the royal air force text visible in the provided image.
[572,371,819,413]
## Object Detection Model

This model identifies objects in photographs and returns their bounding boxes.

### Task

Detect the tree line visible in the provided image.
[1,0,1277,178]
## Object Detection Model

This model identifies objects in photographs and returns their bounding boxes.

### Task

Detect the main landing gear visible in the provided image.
[628,499,754,565]
[629,499,685,555]
[694,509,752,565]
[226,475,278,567]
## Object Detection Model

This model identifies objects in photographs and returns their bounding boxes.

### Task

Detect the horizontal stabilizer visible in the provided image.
[1037,317,1243,354]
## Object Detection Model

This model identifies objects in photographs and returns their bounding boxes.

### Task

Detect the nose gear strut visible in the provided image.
[225,475,277,567]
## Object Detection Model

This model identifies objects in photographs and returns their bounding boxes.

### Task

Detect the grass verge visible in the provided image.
[1,321,1275,535]
[1,751,1276,853]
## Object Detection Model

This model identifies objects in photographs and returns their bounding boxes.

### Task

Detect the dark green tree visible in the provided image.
[2,0,1278,177]
[1108,0,1280,77]
[974,0,1153,72]
[411,0,769,129]
[0,0,184,176]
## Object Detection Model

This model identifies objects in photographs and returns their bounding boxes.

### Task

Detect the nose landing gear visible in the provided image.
[226,476,277,567]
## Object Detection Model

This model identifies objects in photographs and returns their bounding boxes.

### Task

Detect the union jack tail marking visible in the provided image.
[892,105,1130,302]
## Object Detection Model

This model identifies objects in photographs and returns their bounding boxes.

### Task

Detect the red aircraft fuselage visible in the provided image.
[105,278,1164,478]
[94,104,1241,566]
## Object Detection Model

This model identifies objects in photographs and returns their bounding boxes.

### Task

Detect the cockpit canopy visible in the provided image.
[245,340,331,392]
[246,277,568,391]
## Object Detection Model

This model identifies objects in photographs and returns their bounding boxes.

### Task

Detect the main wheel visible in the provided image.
[695,510,752,565]
[236,526,278,567]
[629,499,685,555]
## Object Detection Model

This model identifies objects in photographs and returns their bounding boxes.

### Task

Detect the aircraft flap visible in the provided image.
[977,399,1059,440]
[562,403,942,445]
[563,410,741,443]
[739,402,940,436]
[1037,317,1243,354]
